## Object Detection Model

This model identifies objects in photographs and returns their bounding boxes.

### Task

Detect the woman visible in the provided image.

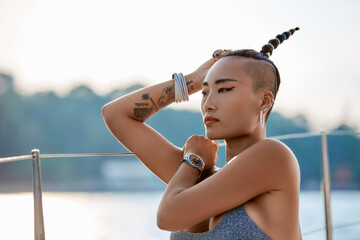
[102,27,301,240]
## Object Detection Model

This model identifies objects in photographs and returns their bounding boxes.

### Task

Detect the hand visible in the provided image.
[182,135,219,170]
[189,49,232,86]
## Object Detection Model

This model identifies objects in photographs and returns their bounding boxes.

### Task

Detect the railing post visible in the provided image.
[32,149,45,240]
[320,132,332,240]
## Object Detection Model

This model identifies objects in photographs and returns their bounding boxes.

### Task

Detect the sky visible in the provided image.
[0,0,359,131]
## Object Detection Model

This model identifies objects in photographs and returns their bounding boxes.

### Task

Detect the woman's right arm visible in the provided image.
[101,55,221,184]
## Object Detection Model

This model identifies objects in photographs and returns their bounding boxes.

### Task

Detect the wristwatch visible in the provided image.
[178,153,205,174]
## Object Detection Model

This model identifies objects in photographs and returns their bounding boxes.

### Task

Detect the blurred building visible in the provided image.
[100,155,165,191]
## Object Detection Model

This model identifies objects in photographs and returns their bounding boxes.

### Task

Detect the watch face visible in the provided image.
[189,154,202,167]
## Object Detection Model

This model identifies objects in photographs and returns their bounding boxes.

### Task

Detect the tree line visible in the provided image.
[0,73,359,192]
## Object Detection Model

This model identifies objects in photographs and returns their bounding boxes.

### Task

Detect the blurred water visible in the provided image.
[0,191,359,240]
[299,191,360,240]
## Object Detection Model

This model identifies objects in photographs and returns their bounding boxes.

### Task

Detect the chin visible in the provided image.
[205,129,225,140]
[206,127,250,140]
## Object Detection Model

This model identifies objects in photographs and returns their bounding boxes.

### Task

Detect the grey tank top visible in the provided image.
[169,205,272,240]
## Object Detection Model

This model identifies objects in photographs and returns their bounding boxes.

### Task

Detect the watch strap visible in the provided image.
[178,154,204,174]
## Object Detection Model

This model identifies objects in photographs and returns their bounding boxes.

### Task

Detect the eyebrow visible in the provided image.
[202,78,237,87]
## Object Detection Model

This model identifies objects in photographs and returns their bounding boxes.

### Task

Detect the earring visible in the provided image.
[260,99,275,127]
[260,108,268,128]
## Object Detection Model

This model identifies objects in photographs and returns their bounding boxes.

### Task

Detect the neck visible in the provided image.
[225,127,266,163]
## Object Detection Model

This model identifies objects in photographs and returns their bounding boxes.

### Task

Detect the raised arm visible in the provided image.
[101,52,224,184]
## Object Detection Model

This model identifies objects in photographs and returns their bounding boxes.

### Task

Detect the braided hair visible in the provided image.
[223,27,300,121]
[260,27,300,57]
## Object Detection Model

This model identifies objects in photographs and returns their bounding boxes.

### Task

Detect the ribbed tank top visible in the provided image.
[169,205,272,240]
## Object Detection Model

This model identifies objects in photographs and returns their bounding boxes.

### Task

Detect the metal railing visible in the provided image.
[0,130,359,240]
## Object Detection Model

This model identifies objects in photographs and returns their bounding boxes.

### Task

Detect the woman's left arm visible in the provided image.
[157,135,219,230]
[157,136,299,231]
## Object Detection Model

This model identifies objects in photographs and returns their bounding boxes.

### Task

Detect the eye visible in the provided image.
[218,87,234,93]
[201,90,209,96]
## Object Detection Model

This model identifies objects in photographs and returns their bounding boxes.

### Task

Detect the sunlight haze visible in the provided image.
[0,0,359,130]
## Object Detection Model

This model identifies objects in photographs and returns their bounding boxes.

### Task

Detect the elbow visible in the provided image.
[157,207,180,231]
[101,103,117,133]
[102,103,114,127]
[101,103,110,121]
[156,211,168,231]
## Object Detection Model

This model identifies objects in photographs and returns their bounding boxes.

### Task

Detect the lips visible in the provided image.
[204,116,219,126]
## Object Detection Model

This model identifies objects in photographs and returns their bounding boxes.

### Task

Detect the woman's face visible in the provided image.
[201,56,263,140]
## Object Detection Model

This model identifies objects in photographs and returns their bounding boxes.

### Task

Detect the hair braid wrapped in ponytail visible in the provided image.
[260,27,300,57]
[221,27,300,122]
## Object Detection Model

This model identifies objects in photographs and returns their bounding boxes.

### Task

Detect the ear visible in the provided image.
[259,90,274,110]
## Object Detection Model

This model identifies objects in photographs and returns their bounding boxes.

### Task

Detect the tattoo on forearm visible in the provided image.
[133,84,175,121]
[189,85,194,93]
[158,85,174,107]
[187,81,194,94]
[135,103,149,107]
[142,93,158,111]
[134,107,152,121]
[133,92,158,121]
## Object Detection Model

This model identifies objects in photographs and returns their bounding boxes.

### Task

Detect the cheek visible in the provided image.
[223,97,258,126]
[200,100,205,115]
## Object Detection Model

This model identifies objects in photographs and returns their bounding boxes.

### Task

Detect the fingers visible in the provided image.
[212,49,232,60]
[212,140,220,147]
[183,135,219,154]
[212,49,223,59]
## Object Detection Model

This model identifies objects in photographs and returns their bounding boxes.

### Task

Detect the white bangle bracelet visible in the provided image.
[173,73,189,103]
[178,73,189,101]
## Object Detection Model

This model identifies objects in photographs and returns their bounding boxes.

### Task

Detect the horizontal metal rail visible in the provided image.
[0,152,134,163]
[0,154,33,164]
[1,130,359,163]
[40,152,134,159]
[271,131,321,140]
[271,130,360,140]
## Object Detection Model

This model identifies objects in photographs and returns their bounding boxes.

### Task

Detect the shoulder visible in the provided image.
[229,138,300,188]
[258,138,300,185]
[256,138,293,152]
[249,138,297,165]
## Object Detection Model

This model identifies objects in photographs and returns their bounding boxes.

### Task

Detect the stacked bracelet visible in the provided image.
[173,73,189,103]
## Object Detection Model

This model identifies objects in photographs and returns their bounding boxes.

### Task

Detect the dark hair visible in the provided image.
[223,27,299,121]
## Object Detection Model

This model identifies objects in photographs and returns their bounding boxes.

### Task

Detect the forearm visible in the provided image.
[162,163,199,199]
[102,72,202,123]
[157,135,219,230]
[157,163,199,230]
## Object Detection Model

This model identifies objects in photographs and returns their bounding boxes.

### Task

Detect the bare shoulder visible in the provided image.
[238,138,300,186]
[258,138,294,153]
[226,138,299,174]
[252,138,298,165]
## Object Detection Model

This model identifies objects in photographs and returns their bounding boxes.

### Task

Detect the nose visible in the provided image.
[202,92,217,112]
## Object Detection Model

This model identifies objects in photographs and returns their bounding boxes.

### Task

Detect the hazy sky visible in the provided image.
[0,0,359,130]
